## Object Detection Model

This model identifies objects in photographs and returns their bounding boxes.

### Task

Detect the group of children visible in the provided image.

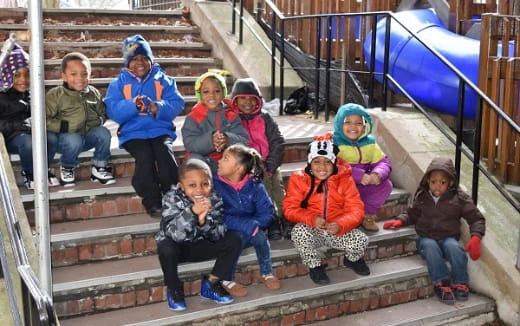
[0,34,485,311]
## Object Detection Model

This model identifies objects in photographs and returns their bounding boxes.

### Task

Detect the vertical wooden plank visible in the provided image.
[498,58,514,181]
[486,59,501,172]
[478,14,492,159]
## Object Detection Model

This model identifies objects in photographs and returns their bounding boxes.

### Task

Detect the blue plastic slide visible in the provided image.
[363,9,480,118]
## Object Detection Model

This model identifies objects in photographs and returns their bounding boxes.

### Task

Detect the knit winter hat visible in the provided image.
[122,34,154,67]
[194,71,227,101]
[230,77,263,108]
[307,133,338,164]
[0,43,29,90]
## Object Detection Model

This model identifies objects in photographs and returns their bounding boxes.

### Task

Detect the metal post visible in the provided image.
[239,0,244,44]
[279,19,285,114]
[28,0,53,297]
[382,15,391,111]
[455,79,465,184]
[367,14,377,108]
[324,16,332,122]
[271,13,276,103]
[314,17,322,120]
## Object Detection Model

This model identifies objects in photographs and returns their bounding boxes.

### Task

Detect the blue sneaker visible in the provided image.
[167,288,186,311]
[200,276,234,304]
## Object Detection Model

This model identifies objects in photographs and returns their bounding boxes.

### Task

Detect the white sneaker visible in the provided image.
[91,165,116,185]
[60,166,75,187]
[48,169,60,187]
[21,170,34,190]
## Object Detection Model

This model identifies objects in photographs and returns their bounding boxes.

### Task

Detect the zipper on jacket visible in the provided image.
[80,91,88,133]
[322,182,329,221]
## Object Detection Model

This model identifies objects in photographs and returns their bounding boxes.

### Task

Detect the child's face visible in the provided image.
[310,156,334,180]
[179,169,212,202]
[200,78,223,111]
[235,95,258,114]
[128,54,151,78]
[12,66,30,93]
[342,114,365,141]
[427,170,452,197]
[217,150,243,179]
[61,59,90,91]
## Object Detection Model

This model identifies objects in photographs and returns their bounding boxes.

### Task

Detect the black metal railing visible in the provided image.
[0,146,58,325]
[129,0,182,10]
[227,1,520,268]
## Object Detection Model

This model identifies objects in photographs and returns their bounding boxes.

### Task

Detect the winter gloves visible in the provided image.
[382,219,403,229]
[464,236,481,260]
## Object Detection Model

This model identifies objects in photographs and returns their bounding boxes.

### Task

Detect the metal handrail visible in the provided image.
[0,143,57,325]
[228,1,520,268]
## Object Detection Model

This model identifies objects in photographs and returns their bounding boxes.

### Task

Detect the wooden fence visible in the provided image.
[478,13,520,185]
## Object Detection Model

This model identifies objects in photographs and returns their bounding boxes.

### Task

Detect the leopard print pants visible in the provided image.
[291,223,368,268]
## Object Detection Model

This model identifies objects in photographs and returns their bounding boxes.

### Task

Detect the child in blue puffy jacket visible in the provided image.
[213,144,281,296]
[105,34,185,218]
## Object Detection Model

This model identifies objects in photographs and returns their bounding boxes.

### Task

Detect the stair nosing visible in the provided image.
[43,57,218,66]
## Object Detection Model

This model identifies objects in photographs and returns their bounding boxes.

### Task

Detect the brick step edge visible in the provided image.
[52,233,418,317]
[54,255,430,320]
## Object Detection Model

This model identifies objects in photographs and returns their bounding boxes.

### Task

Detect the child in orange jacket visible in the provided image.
[282,133,369,285]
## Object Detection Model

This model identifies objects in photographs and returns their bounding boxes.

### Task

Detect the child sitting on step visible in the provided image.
[332,103,393,232]
[230,77,287,241]
[181,71,249,173]
[46,52,115,187]
[383,157,485,305]
[214,144,281,296]
[283,133,370,285]
[105,34,184,218]
[155,158,242,311]
[0,43,59,189]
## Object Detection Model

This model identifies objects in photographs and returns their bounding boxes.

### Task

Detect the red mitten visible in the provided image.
[383,219,403,229]
[464,236,481,260]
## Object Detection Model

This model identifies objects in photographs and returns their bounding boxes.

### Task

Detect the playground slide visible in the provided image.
[363,9,481,118]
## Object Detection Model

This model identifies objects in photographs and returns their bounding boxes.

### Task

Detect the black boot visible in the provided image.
[282,219,294,240]
[268,215,283,240]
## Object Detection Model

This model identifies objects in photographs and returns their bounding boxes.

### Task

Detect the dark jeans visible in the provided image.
[157,232,242,291]
[122,135,178,209]
[417,236,469,284]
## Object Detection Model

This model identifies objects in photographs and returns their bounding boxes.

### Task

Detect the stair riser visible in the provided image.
[175,275,433,326]
[16,144,310,186]
[44,62,214,81]
[53,243,419,318]
[1,8,184,25]
[49,200,410,267]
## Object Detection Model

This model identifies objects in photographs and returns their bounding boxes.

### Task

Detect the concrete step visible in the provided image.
[48,190,411,267]
[43,57,221,81]
[13,115,332,185]
[55,255,430,323]
[310,295,495,325]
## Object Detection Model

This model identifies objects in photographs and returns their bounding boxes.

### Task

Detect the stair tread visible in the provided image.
[311,294,494,326]
[52,226,416,292]
[58,255,430,326]
[50,211,414,244]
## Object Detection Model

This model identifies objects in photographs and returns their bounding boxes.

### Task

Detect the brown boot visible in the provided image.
[362,215,379,232]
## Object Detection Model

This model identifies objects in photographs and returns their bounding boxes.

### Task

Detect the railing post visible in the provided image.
[455,78,465,184]
[325,15,332,121]
[239,0,244,44]
[382,14,391,111]
[367,14,377,108]
[28,0,53,297]
[271,12,277,110]
[314,16,322,120]
[232,0,237,35]
[280,19,285,116]
[472,98,484,204]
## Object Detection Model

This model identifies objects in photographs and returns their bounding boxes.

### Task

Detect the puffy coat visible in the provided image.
[213,175,274,236]
[397,157,485,240]
[0,88,30,141]
[283,163,365,236]
[46,85,105,136]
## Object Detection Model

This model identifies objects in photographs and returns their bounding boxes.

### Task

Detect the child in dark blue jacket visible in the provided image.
[214,144,281,296]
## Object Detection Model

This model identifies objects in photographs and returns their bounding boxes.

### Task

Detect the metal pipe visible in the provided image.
[239,0,244,44]
[28,0,53,297]
[382,15,391,111]
[280,19,285,114]
[314,17,321,120]
[455,79,465,185]
[325,16,332,121]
